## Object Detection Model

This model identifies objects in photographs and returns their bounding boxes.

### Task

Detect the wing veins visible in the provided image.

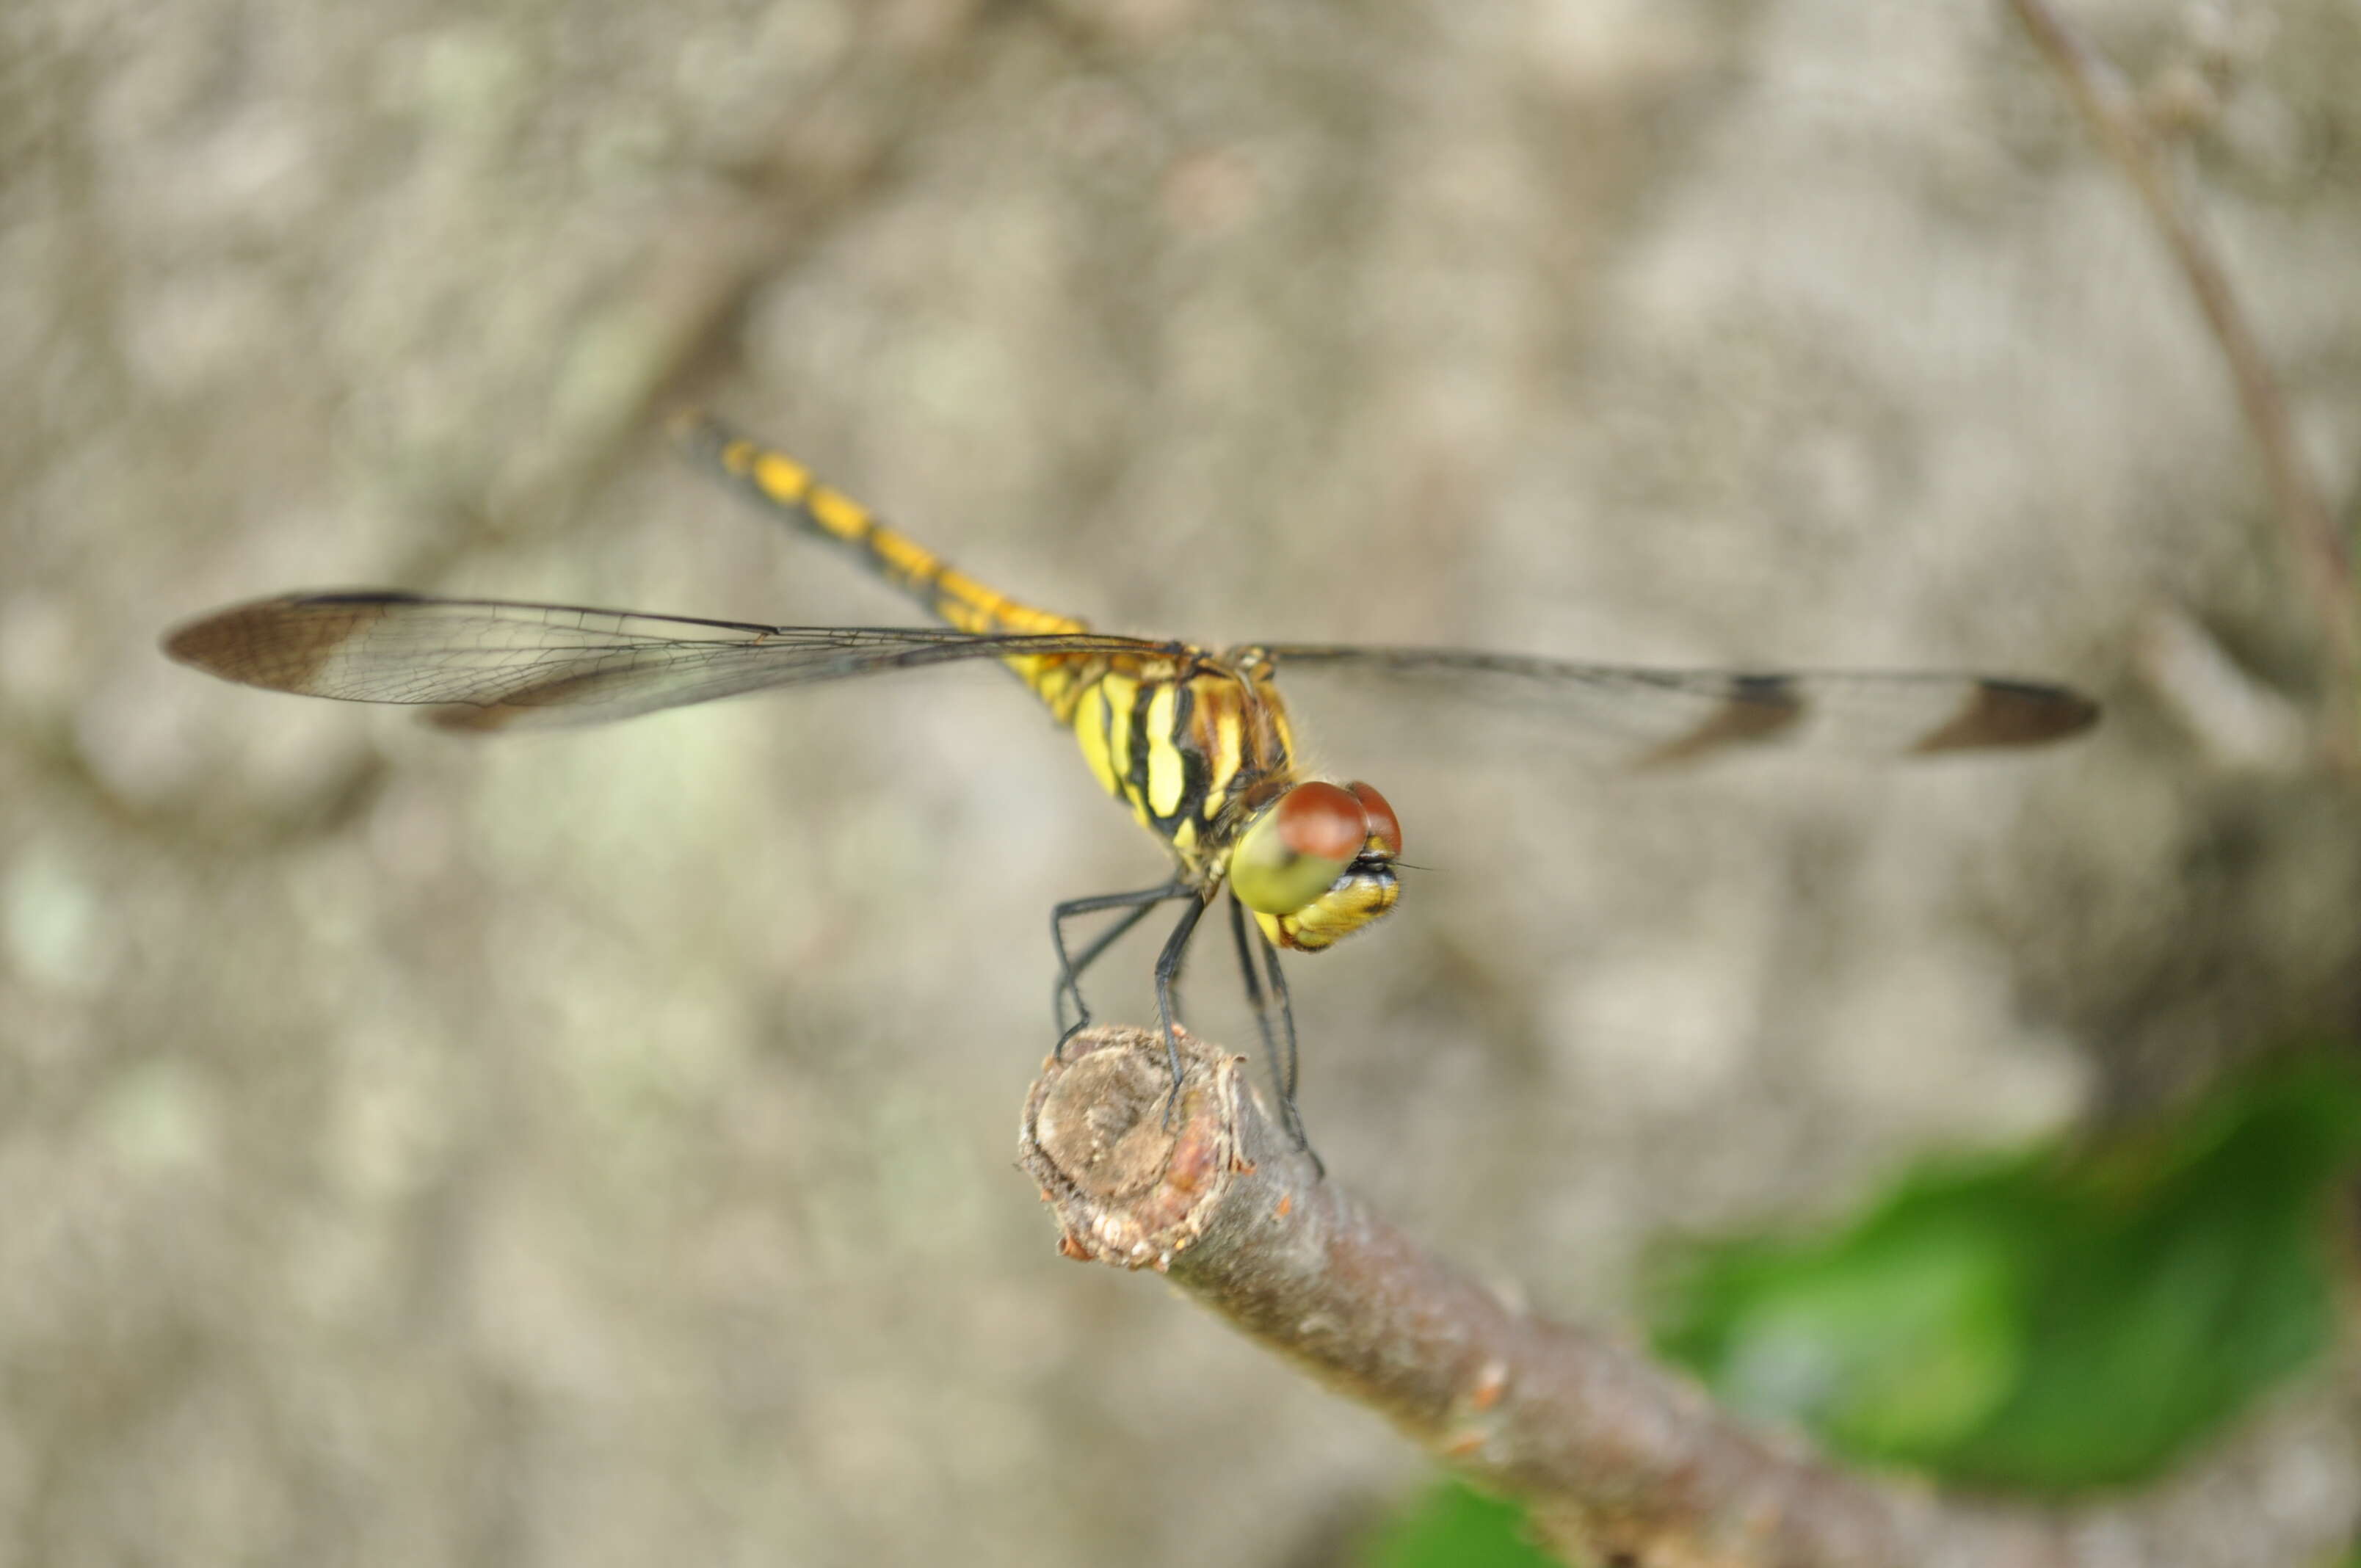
[1258,643,2098,760]
[164,593,1165,729]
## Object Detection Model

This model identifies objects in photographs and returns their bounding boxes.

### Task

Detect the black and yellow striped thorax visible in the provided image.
[1067,647,1299,875]
[690,418,1302,883]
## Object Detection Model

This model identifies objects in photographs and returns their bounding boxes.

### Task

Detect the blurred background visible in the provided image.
[7,1,2361,1564]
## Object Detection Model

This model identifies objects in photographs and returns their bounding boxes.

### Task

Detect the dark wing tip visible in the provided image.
[161,593,394,693]
[1636,673,1807,768]
[1914,679,2101,753]
[161,600,283,680]
[160,614,222,669]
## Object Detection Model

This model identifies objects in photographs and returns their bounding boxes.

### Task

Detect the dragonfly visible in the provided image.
[165,411,2100,1157]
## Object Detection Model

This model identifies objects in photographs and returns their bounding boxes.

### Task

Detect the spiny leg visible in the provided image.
[1051,879,1192,1053]
[1226,889,1282,1073]
[1150,893,1209,1122]
[1054,897,1161,1033]
[1227,892,1320,1172]
[1259,921,1302,1108]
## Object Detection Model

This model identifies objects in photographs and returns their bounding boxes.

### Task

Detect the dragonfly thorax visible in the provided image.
[1230,779,1402,954]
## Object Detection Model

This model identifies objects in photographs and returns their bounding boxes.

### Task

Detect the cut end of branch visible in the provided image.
[1018,1026,1253,1271]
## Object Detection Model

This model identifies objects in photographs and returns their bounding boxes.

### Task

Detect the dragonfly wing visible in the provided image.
[164,593,1154,730]
[1259,645,2098,766]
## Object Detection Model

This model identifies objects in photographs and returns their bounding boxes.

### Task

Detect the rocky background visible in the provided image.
[5,1,2359,1564]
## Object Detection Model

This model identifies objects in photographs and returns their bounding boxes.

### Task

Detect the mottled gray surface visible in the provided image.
[5,1,2360,1564]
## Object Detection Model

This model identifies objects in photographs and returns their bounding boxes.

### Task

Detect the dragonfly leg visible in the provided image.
[1150,893,1209,1126]
[1225,890,1278,1064]
[1227,893,1321,1175]
[1051,879,1192,1056]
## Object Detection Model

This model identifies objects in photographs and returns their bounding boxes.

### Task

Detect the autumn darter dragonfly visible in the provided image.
[164,412,2100,1161]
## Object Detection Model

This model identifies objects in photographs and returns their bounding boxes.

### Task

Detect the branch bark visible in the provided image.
[1018,1026,2360,1568]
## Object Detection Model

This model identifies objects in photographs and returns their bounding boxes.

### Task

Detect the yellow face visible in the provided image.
[1229,780,1403,953]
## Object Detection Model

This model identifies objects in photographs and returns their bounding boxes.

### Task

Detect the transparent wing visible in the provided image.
[163,593,1164,731]
[1258,644,2098,765]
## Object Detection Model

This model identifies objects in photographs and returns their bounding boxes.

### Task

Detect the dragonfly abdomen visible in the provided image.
[673,413,1091,705]
[673,413,1304,867]
[674,413,1081,636]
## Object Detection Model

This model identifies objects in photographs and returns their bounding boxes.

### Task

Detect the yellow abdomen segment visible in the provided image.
[675,411,1302,881]
[675,410,1095,717]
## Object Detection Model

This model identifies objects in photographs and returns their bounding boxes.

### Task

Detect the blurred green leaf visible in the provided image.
[1650,1062,2361,1490]
[1363,1480,1564,1568]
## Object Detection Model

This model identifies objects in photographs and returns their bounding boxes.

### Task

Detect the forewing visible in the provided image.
[164,593,1153,730]
[1260,645,2098,766]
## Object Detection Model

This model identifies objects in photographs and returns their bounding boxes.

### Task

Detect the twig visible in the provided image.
[2004,0,2360,763]
[1019,1026,2360,1568]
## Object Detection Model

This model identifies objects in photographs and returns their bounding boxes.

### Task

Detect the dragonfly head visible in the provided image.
[1230,780,1402,953]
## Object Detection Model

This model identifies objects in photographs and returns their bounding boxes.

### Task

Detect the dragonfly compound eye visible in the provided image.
[1345,780,1401,858]
[1230,781,1366,915]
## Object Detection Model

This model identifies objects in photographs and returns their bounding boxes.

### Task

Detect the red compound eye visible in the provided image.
[1274,780,1368,863]
[1346,780,1401,857]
